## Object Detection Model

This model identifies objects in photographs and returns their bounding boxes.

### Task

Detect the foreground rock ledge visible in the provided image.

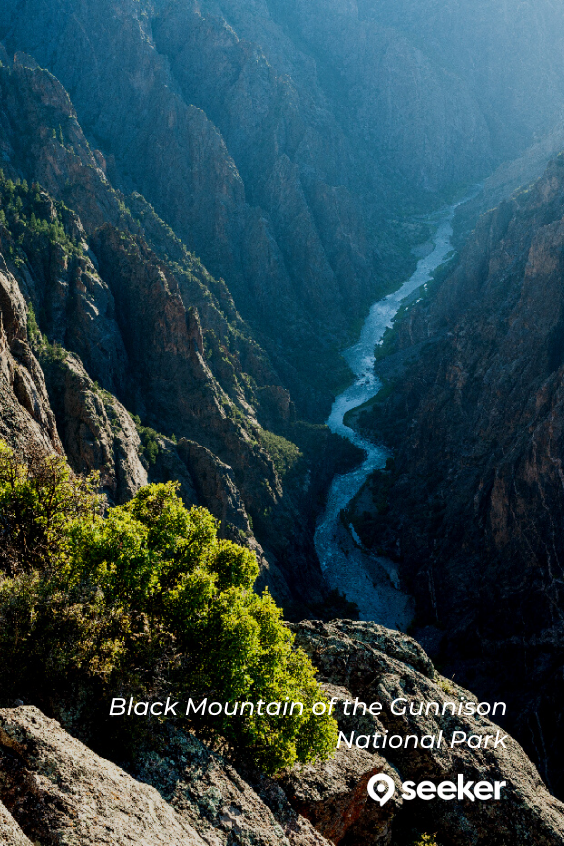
[287,620,564,845]
[0,706,331,846]
[1,622,563,845]
[0,707,206,846]
[0,799,33,846]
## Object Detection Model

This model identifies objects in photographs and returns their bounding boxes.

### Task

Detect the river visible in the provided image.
[314,197,470,629]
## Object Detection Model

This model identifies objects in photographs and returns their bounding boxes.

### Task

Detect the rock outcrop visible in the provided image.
[2,623,562,845]
[133,726,332,846]
[280,743,396,845]
[0,706,333,846]
[354,155,564,799]
[0,800,33,846]
[0,707,206,845]
[40,352,148,504]
[287,620,564,845]
[0,261,61,457]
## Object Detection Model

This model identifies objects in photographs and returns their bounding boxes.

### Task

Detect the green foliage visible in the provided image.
[26,302,41,345]
[413,836,438,846]
[37,336,68,362]
[0,445,337,773]
[0,170,80,260]
[131,414,161,465]
[28,212,72,248]
[259,430,301,478]
[0,442,102,577]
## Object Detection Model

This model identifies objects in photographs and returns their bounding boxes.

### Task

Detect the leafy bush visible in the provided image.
[131,414,161,465]
[0,443,337,773]
[0,442,102,576]
[37,336,69,362]
[26,302,41,345]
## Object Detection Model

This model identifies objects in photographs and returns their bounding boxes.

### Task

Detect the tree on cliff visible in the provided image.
[0,442,337,773]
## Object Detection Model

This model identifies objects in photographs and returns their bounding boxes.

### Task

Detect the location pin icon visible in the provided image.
[367,773,395,806]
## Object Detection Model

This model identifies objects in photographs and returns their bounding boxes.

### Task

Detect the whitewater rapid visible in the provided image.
[314,198,468,629]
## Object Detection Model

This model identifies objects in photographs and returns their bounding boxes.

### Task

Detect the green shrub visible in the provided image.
[0,441,102,576]
[131,414,161,465]
[26,302,41,345]
[0,444,337,773]
[0,170,79,257]
[413,835,438,846]
[259,429,301,478]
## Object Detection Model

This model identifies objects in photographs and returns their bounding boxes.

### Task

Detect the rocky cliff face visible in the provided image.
[0,261,60,457]
[356,0,564,163]
[2,0,563,406]
[1,623,562,845]
[353,156,564,799]
[40,352,149,504]
[0,0,375,404]
[0,51,358,611]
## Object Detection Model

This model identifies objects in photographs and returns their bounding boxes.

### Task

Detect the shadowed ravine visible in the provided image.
[315,195,476,628]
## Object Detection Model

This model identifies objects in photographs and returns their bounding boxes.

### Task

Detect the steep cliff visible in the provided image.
[353,156,564,799]
[0,52,357,611]
[2,0,562,407]
[0,255,60,457]
[355,0,564,163]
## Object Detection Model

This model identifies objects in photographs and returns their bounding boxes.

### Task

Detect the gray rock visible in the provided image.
[0,800,33,846]
[41,351,148,504]
[134,728,332,846]
[280,746,397,845]
[0,707,206,846]
[0,265,61,456]
[289,620,564,845]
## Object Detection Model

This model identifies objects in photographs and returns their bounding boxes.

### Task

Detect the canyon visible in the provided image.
[351,157,564,801]
[1,0,564,842]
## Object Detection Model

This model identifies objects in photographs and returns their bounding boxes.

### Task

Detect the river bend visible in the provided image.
[314,199,469,628]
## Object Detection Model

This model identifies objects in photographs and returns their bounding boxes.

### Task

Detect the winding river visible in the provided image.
[314,198,470,629]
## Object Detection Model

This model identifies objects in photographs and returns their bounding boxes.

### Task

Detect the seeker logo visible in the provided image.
[367,773,507,804]
[368,774,396,806]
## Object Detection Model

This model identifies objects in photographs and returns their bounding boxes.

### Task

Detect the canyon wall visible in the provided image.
[354,157,564,798]
[0,52,359,613]
[2,0,563,407]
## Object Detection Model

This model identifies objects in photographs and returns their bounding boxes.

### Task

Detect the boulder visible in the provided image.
[132,724,332,846]
[0,707,206,846]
